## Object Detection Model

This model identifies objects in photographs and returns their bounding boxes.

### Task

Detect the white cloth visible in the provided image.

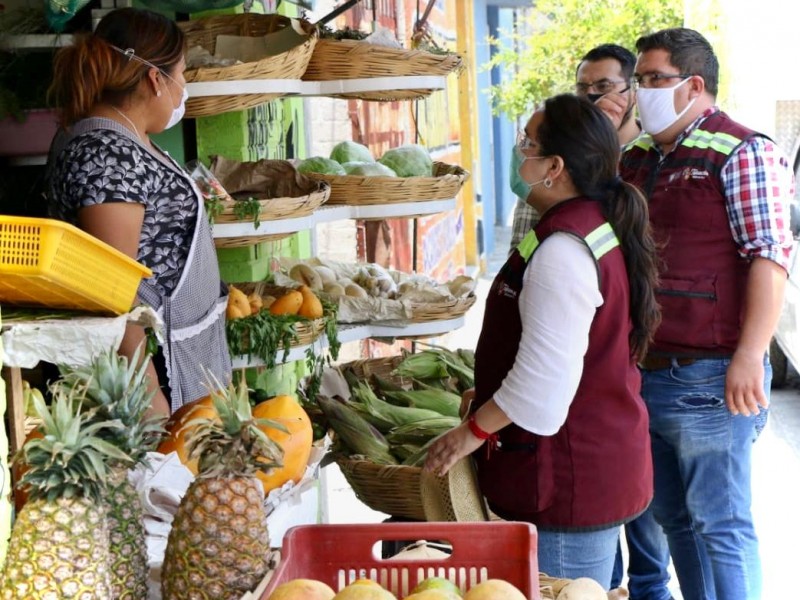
[493,232,603,435]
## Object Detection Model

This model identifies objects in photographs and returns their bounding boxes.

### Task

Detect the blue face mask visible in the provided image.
[509,145,549,200]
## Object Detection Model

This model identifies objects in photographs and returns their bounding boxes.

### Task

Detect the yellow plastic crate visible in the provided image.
[0,216,152,315]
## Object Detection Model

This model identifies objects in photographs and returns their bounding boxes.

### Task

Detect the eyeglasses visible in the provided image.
[516,130,538,151]
[574,78,631,96]
[633,72,693,89]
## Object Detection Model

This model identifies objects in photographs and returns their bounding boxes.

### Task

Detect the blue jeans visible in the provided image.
[611,507,673,600]
[538,526,620,589]
[641,358,769,600]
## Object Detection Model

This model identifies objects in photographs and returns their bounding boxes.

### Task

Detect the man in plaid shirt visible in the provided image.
[509,44,642,252]
[619,29,794,600]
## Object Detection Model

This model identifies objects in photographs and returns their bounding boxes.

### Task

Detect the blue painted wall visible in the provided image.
[489,7,517,229]
[472,0,496,258]
[472,0,521,256]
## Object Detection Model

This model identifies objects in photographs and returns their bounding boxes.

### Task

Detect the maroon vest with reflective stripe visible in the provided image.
[620,111,757,355]
[472,198,652,531]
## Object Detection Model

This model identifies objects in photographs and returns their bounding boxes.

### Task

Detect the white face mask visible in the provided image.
[165,86,188,130]
[636,77,696,135]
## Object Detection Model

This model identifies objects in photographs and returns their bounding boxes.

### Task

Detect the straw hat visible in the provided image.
[419,457,489,522]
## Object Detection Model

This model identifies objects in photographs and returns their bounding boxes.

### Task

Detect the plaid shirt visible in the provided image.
[509,198,540,255]
[651,107,795,270]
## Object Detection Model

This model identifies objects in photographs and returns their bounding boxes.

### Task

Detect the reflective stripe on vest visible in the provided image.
[628,127,745,158]
[516,222,619,262]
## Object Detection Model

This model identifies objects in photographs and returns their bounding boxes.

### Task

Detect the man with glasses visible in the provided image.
[510,44,640,249]
[619,28,794,600]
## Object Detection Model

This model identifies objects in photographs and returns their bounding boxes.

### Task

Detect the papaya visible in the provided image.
[156,396,217,474]
[269,290,303,315]
[253,395,313,493]
[298,285,324,319]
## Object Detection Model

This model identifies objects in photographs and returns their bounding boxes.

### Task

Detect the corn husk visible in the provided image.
[317,395,398,464]
[352,382,444,432]
[383,389,460,418]
[386,417,460,445]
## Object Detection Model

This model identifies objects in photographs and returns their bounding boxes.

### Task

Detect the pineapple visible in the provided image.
[1,387,130,599]
[56,348,166,600]
[161,376,285,600]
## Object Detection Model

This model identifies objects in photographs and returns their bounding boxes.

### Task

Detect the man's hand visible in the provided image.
[594,92,630,131]
[725,351,769,416]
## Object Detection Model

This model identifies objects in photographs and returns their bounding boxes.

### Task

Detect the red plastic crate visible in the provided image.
[261,522,540,599]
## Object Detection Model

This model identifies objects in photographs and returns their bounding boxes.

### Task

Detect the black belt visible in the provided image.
[639,355,697,371]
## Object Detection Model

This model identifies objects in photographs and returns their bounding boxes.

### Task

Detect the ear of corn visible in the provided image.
[382,389,461,418]
[386,417,461,446]
[457,348,475,370]
[372,373,406,393]
[392,351,450,380]
[352,382,444,432]
[317,395,398,465]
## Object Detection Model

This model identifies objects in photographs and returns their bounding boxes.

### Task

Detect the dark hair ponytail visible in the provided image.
[539,94,660,359]
[600,182,661,360]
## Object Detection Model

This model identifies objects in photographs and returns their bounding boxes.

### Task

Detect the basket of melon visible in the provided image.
[225,282,338,368]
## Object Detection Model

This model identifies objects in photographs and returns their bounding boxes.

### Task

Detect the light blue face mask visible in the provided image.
[509,145,550,200]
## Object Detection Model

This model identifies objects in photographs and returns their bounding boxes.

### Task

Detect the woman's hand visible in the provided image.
[424,422,484,477]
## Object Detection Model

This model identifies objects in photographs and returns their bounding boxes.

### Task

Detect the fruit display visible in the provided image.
[277,258,476,324]
[266,576,531,600]
[161,377,283,600]
[157,392,314,496]
[225,283,339,370]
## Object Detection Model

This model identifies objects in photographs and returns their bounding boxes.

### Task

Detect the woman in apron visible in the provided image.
[46,7,231,415]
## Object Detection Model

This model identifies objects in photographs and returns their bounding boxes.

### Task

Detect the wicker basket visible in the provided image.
[180,14,318,117]
[303,39,461,100]
[212,185,329,224]
[232,282,326,347]
[335,455,487,522]
[304,162,469,205]
[409,295,476,323]
[214,232,294,249]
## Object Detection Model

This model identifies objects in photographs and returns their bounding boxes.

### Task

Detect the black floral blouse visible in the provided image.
[48,128,198,296]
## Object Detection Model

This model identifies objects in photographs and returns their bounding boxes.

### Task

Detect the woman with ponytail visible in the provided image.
[426,94,660,588]
[46,8,231,416]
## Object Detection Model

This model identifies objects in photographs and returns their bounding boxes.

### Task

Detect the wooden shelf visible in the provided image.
[212,198,457,240]
[230,317,466,368]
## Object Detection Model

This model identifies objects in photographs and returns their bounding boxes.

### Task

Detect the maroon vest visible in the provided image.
[620,111,757,355]
[473,198,652,531]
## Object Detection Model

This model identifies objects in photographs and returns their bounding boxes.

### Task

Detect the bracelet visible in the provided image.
[467,415,493,440]
[468,415,500,458]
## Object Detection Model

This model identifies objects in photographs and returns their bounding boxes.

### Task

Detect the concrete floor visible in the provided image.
[322,225,800,597]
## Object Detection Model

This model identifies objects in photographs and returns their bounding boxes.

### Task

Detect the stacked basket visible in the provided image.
[304,161,469,208]
[180,14,318,117]
[303,39,463,101]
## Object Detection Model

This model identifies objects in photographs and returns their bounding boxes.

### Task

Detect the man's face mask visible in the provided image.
[636,76,695,135]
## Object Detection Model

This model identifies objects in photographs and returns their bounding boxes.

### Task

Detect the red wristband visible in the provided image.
[468,415,500,458]
[467,415,493,440]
